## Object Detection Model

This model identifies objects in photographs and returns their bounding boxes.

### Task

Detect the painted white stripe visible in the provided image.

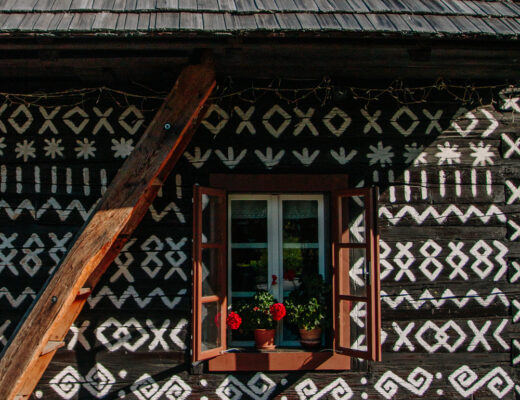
[66,168,72,194]
[439,170,446,198]
[404,170,411,202]
[421,170,428,200]
[455,170,461,197]
[176,174,182,199]
[16,167,22,194]
[83,168,90,196]
[0,165,6,193]
[388,170,395,203]
[373,170,379,183]
[100,169,107,195]
[471,168,477,197]
[34,166,40,193]
[51,166,57,193]
[486,170,492,197]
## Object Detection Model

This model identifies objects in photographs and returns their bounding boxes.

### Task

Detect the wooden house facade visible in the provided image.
[0,1,519,399]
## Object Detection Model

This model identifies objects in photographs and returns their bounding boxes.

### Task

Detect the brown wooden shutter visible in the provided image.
[332,187,381,361]
[192,185,228,362]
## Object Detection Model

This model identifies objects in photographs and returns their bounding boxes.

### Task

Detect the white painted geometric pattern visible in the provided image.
[512,339,520,366]
[374,367,433,399]
[379,205,507,225]
[216,373,276,400]
[50,364,115,399]
[131,374,191,400]
[91,317,187,352]
[513,299,520,323]
[323,107,351,136]
[87,286,187,310]
[380,240,508,282]
[295,378,353,400]
[390,107,419,136]
[448,366,514,399]
[382,288,509,311]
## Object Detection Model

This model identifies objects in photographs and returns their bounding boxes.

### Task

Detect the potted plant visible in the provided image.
[236,291,286,350]
[284,274,329,348]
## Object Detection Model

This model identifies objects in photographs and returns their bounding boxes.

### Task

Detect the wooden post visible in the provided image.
[0,60,216,400]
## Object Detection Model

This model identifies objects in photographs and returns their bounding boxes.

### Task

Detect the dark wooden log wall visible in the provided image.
[0,81,519,399]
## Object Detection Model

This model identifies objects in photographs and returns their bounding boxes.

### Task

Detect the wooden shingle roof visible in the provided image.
[0,0,519,37]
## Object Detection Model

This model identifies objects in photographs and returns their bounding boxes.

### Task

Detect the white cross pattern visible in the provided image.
[466,320,492,351]
[293,107,318,136]
[393,242,415,281]
[422,109,443,134]
[234,106,256,134]
[505,180,520,204]
[502,133,520,158]
[360,109,382,134]
[392,322,415,351]
[418,240,443,281]
[446,242,469,280]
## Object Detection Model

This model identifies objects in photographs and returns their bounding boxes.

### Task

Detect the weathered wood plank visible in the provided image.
[0,61,215,400]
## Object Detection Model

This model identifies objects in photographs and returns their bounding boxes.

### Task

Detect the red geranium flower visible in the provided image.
[271,274,278,285]
[226,312,242,330]
[269,303,286,321]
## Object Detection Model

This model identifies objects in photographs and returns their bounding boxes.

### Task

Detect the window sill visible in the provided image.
[208,349,350,371]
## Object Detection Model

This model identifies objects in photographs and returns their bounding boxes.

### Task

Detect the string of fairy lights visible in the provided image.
[0,78,517,109]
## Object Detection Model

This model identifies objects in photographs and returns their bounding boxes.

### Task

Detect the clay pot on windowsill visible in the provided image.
[254,329,276,350]
[299,328,322,348]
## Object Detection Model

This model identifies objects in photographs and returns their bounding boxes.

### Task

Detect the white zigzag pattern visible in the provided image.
[0,198,97,221]
[0,287,36,308]
[381,288,509,310]
[87,286,187,310]
[379,205,506,225]
[0,198,187,223]
[148,202,186,223]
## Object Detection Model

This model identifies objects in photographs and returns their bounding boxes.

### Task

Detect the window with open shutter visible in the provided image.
[333,187,381,361]
[192,175,382,370]
[192,185,228,362]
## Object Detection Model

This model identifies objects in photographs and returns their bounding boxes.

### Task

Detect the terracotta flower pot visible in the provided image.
[254,329,276,350]
[299,328,322,348]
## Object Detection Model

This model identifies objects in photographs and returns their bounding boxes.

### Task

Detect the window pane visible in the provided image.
[231,248,268,292]
[282,200,320,286]
[230,200,268,293]
[283,200,318,243]
[201,301,221,352]
[339,300,368,352]
[283,248,318,288]
[349,247,368,298]
[231,200,268,243]
[341,196,365,244]
[202,194,225,244]
[202,248,220,297]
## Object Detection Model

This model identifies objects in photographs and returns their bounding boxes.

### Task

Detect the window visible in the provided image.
[229,194,325,346]
[192,175,381,371]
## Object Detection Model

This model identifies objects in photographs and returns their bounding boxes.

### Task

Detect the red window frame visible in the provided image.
[333,187,381,362]
[192,185,228,362]
[192,175,381,370]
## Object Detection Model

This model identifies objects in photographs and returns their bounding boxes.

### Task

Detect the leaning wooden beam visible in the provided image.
[0,61,216,400]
